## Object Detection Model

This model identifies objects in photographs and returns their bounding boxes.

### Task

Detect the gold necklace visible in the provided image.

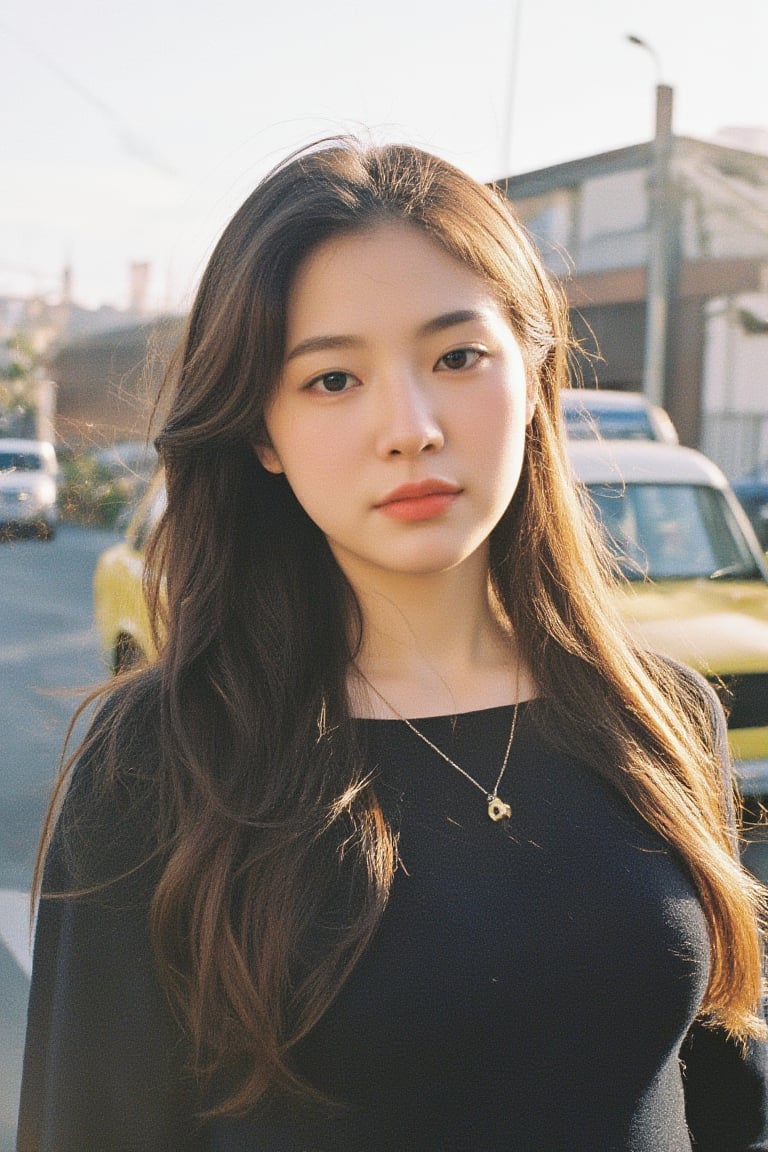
[356,670,519,822]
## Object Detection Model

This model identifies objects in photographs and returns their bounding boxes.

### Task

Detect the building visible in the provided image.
[46,316,184,451]
[500,128,768,479]
[0,262,175,450]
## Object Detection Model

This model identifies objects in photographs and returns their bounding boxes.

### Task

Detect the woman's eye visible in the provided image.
[308,371,356,394]
[437,348,483,371]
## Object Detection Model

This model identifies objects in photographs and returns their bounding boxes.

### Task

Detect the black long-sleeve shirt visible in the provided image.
[18,695,768,1150]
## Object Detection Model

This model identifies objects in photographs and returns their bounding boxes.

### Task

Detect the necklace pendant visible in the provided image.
[487,795,512,822]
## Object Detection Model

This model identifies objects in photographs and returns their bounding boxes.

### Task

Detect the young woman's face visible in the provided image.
[258,222,536,587]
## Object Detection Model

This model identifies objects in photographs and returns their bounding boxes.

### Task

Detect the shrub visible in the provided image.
[58,451,130,529]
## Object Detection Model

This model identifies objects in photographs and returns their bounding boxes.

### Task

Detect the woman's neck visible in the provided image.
[346,563,532,718]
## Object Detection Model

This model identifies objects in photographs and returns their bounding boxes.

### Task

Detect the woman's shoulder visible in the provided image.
[50,667,166,893]
[66,667,163,798]
[643,652,728,743]
[96,662,164,733]
[639,650,737,826]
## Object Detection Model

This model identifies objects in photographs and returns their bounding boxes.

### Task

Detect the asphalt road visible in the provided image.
[0,523,121,1152]
[0,524,767,1150]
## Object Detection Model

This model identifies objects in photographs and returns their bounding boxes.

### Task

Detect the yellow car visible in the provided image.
[569,439,768,796]
[93,476,165,672]
[93,442,768,796]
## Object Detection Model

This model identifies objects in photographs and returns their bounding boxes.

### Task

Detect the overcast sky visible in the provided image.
[2,0,766,311]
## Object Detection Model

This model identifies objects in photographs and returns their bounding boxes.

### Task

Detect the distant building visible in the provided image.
[0,259,181,451]
[500,132,768,478]
[46,316,184,450]
[129,262,152,317]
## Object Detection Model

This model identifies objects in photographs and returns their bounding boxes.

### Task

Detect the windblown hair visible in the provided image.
[38,138,765,1116]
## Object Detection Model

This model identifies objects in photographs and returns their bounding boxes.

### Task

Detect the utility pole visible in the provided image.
[628,36,678,408]
[501,0,524,175]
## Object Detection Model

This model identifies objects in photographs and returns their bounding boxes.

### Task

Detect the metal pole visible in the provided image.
[626,35,676,408]
[501,0,524,174]
[642,83,675,407]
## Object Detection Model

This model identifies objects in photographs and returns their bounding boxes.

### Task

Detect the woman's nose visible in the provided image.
[374,378,445,458]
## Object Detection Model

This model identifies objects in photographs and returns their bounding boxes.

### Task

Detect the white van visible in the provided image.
[0,438,59,540]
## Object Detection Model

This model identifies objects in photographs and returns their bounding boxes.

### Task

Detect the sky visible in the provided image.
[1,0,767,313]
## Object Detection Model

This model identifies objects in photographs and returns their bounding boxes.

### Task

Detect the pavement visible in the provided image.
[0,891,33,980]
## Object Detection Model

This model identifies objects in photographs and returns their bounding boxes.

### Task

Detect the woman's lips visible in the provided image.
[376,481,461,522]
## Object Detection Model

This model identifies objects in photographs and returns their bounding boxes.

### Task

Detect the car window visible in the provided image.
[0,451,43,472]
[564,407,657,441]
[587,482,762,581]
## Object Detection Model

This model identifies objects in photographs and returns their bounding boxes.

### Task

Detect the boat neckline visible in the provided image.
[353,697,538,723]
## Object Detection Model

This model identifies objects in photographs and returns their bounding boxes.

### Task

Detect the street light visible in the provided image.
[627,34,662,82]
[627,34,677,409]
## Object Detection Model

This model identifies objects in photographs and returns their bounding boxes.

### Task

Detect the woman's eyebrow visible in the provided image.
[285,310,491,364]
[417,308,490,337]
[284,334,364,363]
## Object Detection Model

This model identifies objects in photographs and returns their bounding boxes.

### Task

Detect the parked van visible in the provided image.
[0,438,59,540]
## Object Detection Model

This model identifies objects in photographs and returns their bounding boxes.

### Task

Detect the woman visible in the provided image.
[18,139,768,1150]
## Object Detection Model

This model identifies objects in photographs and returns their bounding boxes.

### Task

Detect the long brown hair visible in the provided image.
[38,138,765,1116]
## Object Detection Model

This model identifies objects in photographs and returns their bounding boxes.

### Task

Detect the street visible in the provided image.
[0,523,121,1151]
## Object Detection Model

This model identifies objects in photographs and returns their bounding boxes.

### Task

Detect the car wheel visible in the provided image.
[114,635,145,675]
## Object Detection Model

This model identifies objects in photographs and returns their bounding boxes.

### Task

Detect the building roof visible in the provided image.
[497,135,768,200]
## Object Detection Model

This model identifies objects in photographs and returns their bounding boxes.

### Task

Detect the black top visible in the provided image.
[17,696,768,1151]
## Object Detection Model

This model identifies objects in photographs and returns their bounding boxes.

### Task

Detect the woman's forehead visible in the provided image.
[284,222,512,344]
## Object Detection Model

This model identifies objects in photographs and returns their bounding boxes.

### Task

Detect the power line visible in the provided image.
[0,16,179,179]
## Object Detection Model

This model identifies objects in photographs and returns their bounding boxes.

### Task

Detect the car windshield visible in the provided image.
[0,451,43,472]
[586,482,762,581]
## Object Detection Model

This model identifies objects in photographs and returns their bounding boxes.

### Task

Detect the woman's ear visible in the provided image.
[254,440,284,475]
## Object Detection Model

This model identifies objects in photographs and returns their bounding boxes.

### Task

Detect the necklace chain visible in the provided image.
[356,670,519,822]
